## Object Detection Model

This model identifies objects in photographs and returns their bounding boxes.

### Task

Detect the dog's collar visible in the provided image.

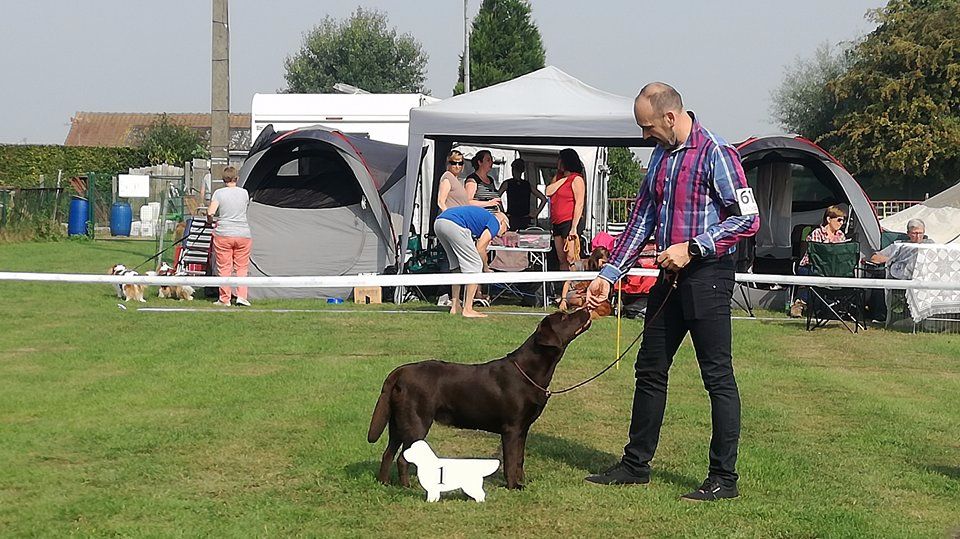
[512,361,551,398]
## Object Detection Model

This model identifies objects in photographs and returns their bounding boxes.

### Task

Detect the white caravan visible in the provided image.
[250,93,438,145]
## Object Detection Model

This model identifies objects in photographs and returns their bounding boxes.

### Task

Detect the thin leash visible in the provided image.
[132,221,210,272]
[512,272,679,398]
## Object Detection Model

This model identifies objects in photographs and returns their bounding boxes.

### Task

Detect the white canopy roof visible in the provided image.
[881,181,960,244]
[407,66,646,145]
[402,66,650,247]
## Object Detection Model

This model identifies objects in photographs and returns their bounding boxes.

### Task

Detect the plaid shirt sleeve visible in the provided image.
[692,145,760,257]
[599,167,658,283]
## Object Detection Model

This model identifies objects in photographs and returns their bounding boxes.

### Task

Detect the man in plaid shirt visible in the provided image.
[585,83,759,501]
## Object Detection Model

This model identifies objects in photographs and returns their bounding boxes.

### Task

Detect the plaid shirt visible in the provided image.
[798,225,846,266]
[599,115,760,283]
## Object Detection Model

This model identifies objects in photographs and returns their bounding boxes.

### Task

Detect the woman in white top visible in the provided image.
[206,166,252,306]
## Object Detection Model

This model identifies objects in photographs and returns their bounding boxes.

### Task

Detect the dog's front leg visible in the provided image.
[501,431,524,490]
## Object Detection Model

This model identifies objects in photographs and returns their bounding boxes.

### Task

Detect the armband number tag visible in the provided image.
[735,188,759,216]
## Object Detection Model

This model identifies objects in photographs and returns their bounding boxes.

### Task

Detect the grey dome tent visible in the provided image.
[237,125,409,299]
[734,135,881,310]
[737,135,881,260]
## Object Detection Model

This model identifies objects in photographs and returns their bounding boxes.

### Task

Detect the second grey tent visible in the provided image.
[237,125,409,299]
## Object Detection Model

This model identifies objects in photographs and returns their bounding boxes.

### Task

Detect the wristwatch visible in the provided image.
[687,241,702,258]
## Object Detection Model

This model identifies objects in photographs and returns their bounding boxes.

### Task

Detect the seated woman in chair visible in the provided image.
[560,246,611,318]
[790,205,847,317]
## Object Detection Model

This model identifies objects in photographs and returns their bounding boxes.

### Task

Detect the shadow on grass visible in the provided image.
[343,459,423,499]
[926,464,960,480]
[528,432,700,488]
[348,433,699,492]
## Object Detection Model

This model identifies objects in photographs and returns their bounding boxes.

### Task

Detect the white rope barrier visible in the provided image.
[0,269,958,291]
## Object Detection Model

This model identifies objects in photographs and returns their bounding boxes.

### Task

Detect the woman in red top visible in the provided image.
[545,148,586,270]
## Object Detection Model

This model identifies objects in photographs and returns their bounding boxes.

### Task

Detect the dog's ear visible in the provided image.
[534,313,564,350]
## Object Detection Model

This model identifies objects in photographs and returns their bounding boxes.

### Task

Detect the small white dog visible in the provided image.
[402,440,500,503]
[109,264,147,303]
[156,261,195,301]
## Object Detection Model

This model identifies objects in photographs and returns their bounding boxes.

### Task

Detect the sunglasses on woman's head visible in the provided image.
[449,161,464,166]
[832,217,845,222]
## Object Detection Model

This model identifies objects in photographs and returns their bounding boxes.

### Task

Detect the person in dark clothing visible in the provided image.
[498,158,547,230]
[584,82,759,502]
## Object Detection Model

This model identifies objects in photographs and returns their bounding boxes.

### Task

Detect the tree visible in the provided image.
[770,42,852,141]
[136,114,208,166]
[825,0,960,195]
[606,147,644,199]
[284,8,428,94]
[454,0,545,94]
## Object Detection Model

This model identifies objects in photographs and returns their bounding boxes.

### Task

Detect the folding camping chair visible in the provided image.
[488,249,534,304]
[804,241,865,333]
[402,236,447,302]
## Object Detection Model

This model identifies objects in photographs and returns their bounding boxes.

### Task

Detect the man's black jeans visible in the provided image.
[621,255,741,484]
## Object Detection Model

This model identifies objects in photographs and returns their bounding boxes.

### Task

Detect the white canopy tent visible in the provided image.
[402,66,652,253]
[881,181,960,244]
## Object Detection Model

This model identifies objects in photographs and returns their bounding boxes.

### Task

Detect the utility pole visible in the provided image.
[211,0,230,180]
[464,0,470,93]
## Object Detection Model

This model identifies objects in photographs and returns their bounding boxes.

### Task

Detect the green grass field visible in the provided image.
[1,239,958,537]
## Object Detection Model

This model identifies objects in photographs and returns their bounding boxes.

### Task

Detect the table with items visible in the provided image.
[488,230,553,309]
[885,243,960,323]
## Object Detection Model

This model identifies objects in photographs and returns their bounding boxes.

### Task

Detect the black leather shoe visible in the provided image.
[681,477,739,501]
[584,463,650,485]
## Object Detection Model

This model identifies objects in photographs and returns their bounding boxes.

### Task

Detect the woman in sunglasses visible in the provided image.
[791,205,848,316]
[437,150,472,212]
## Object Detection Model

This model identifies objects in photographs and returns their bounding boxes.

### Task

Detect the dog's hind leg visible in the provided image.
[397,452,411,488]
[377,436,401,485]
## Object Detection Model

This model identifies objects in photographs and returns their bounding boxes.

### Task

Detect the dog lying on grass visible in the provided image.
[156,262,194,301]
[368,309,592,489]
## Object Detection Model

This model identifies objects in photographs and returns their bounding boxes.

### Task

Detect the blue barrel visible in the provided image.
[68,197,89,236]
[110,202,133,236]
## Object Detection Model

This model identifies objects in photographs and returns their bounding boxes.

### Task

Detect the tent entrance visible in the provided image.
[248,142,364,209]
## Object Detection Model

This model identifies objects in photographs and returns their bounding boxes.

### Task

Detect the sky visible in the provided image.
[0,0,887,145]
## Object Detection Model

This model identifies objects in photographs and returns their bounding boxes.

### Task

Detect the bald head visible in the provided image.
[634,82,689,150]
[637,82,683,115]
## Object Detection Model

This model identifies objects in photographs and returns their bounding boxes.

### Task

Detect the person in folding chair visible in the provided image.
[864,218,933,322]
[559,246,611,318]
[434,206,509,318]
[790,205,848,318]
[804,240,864,332]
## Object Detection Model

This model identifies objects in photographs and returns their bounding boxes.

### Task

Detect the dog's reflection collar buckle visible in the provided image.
[512,360,552,398]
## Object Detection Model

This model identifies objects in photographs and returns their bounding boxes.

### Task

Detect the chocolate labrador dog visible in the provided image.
[367,309,592,489]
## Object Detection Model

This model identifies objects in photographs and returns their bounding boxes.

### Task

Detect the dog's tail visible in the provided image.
[367,370,399,443]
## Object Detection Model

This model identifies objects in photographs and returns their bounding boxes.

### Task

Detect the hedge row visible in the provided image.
[0,145,150,188]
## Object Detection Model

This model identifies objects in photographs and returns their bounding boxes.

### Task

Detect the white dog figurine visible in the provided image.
[401,440,500,503]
